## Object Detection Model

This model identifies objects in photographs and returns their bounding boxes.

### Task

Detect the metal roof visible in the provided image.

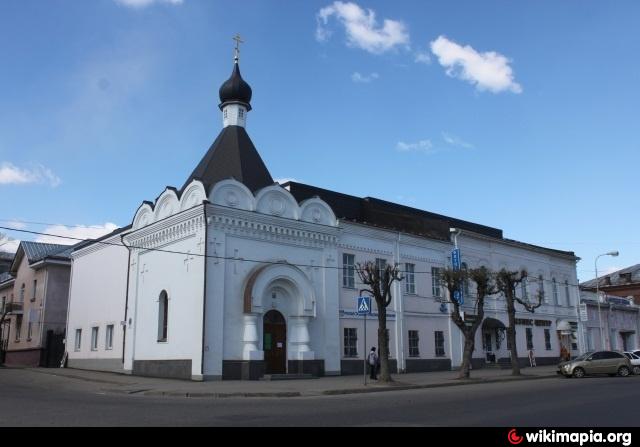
[581,264,640,289]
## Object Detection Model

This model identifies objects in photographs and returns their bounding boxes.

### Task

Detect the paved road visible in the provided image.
[0,368,638,426]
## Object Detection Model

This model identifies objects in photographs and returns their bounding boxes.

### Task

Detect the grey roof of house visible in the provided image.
[0,251,14,262]
[0,271,14,285]
[21,241,72,264]
[581,264,640,289]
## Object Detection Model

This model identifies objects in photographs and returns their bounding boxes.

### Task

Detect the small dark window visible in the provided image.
[408,330,419,357]
[158,290,168,342]
[344,328,357,357]
[526,328,534,350]
[434,331,445,357]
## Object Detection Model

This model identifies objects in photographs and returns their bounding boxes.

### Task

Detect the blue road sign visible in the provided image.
[357,296,372,315]
[452,248,461,271]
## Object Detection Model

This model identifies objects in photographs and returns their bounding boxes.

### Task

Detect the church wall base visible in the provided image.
[405,358,451,373]
[287,359,325,377]
[222,360,265,380]
[68,358,124,373]
[132,359,192,380]
[340,359,398,375]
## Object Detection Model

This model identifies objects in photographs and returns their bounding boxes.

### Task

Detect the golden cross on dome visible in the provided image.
[233,34,244,62]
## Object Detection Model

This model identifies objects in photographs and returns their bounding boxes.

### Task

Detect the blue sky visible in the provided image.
[1,0,638,281]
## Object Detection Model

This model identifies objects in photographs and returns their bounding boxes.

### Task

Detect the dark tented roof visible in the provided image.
[182,125,273,193]
[581,264,640,289]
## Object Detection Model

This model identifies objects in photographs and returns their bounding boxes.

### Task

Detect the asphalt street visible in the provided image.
[0,368,638,426]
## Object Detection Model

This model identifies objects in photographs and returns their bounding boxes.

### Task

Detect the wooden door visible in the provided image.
[264,310,286,374]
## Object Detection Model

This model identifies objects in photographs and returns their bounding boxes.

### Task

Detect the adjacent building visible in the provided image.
[0,242,73,366]
[65,54,582,380]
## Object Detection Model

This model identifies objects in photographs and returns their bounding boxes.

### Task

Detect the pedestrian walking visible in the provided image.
[368,347,378,380]
[528,348,537,367]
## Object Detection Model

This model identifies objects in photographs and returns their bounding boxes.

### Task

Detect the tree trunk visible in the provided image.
[458,335,475,379]
[377,305,392,382]
[506,294,521,375]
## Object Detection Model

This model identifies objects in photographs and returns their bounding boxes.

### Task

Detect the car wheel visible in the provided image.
[573,367,585,378]
[618,366,630,377]
[633,366,640,375]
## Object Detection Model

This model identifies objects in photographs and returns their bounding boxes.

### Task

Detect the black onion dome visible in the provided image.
[218,62,252,110]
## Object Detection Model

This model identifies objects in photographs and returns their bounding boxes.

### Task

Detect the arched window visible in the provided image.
[158,290,168,342]
[552,278,558,305]
[520,277,528,301]
[539,275,547,303]
[564,280,571,306]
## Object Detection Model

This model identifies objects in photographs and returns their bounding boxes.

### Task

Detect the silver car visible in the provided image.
[558,350,631,378]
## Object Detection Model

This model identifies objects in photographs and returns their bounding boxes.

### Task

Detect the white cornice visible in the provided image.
[207,204,339,248]
[124,205,205,243]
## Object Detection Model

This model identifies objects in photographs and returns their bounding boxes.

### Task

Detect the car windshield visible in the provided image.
[573,352,594,361]
[625,352,639,359]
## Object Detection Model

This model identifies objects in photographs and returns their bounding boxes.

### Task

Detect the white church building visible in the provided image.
[65,53,581,380]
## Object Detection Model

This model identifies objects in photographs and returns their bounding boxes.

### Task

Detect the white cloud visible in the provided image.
[442,132,474,149]
[0,162,61,187]
[5,220,27,230]
[414,50,431,65]
[316,2,410,54]
[396,140,434,154]
[430,35,522,94]
[115,0,183,8]
[0,233,19,254]
[35,223,119,245]
[351,72,379,83]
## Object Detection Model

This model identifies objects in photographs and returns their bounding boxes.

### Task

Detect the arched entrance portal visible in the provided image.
[263,310,287,374]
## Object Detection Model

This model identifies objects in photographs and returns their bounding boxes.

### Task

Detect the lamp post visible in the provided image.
[595,251,619,350]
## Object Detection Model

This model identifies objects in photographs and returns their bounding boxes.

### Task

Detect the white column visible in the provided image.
[289,316,315,360]
[242,313,263,361]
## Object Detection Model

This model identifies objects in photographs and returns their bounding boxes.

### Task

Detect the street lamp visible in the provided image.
[595,251,619,350]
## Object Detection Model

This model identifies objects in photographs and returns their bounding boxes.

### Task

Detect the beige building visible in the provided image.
[0,242,73,366]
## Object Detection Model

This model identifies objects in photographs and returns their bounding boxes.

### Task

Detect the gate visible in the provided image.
[41,330,65,368]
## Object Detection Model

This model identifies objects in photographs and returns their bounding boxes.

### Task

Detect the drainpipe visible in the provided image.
[393,231,404,373]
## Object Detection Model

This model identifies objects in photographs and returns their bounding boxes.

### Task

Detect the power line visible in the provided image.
[0,225,595,290]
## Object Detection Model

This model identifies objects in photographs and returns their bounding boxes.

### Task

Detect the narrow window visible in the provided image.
[526,327,534,350]
[375,258,387,278]
[434,331,445,357]
[343,328,358,357]
[31,280,37,302]
[564,280,571,306]
[552,278,558,305]
[27,321,33,340]
[431,267,442,298]
[239,108,244,118]
[342,253,355,288]
[14,315,22,341]
[74,329,82,351]
[521,277,528,301]
[539,275,548,303]
[408,330,420,357]
[105,325,114,350]
[1,296,5,313]
[158,290,168,342]
[91,327,99,351]
[223,109,228,119]
[405,263,416,294]
[19,283,25,303]
[544,329,551,351]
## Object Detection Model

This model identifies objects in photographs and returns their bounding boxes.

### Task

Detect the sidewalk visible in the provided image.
[22,364,560,399]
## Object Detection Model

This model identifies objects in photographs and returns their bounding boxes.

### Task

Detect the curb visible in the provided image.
[101,373,558,399]
[321,374,558,396]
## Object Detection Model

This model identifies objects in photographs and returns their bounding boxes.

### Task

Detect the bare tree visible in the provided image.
[356,261,403,382]
[495,268,544,375]
[441,266,496,379]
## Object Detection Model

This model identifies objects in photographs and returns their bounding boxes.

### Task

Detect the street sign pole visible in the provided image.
[357,292,372,386]
[364,311,367,386]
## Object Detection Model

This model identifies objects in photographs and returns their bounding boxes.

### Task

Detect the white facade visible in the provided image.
[66,233,129,372]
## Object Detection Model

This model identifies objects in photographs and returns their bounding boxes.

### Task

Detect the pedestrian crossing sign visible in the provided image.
[357,296,371,315]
